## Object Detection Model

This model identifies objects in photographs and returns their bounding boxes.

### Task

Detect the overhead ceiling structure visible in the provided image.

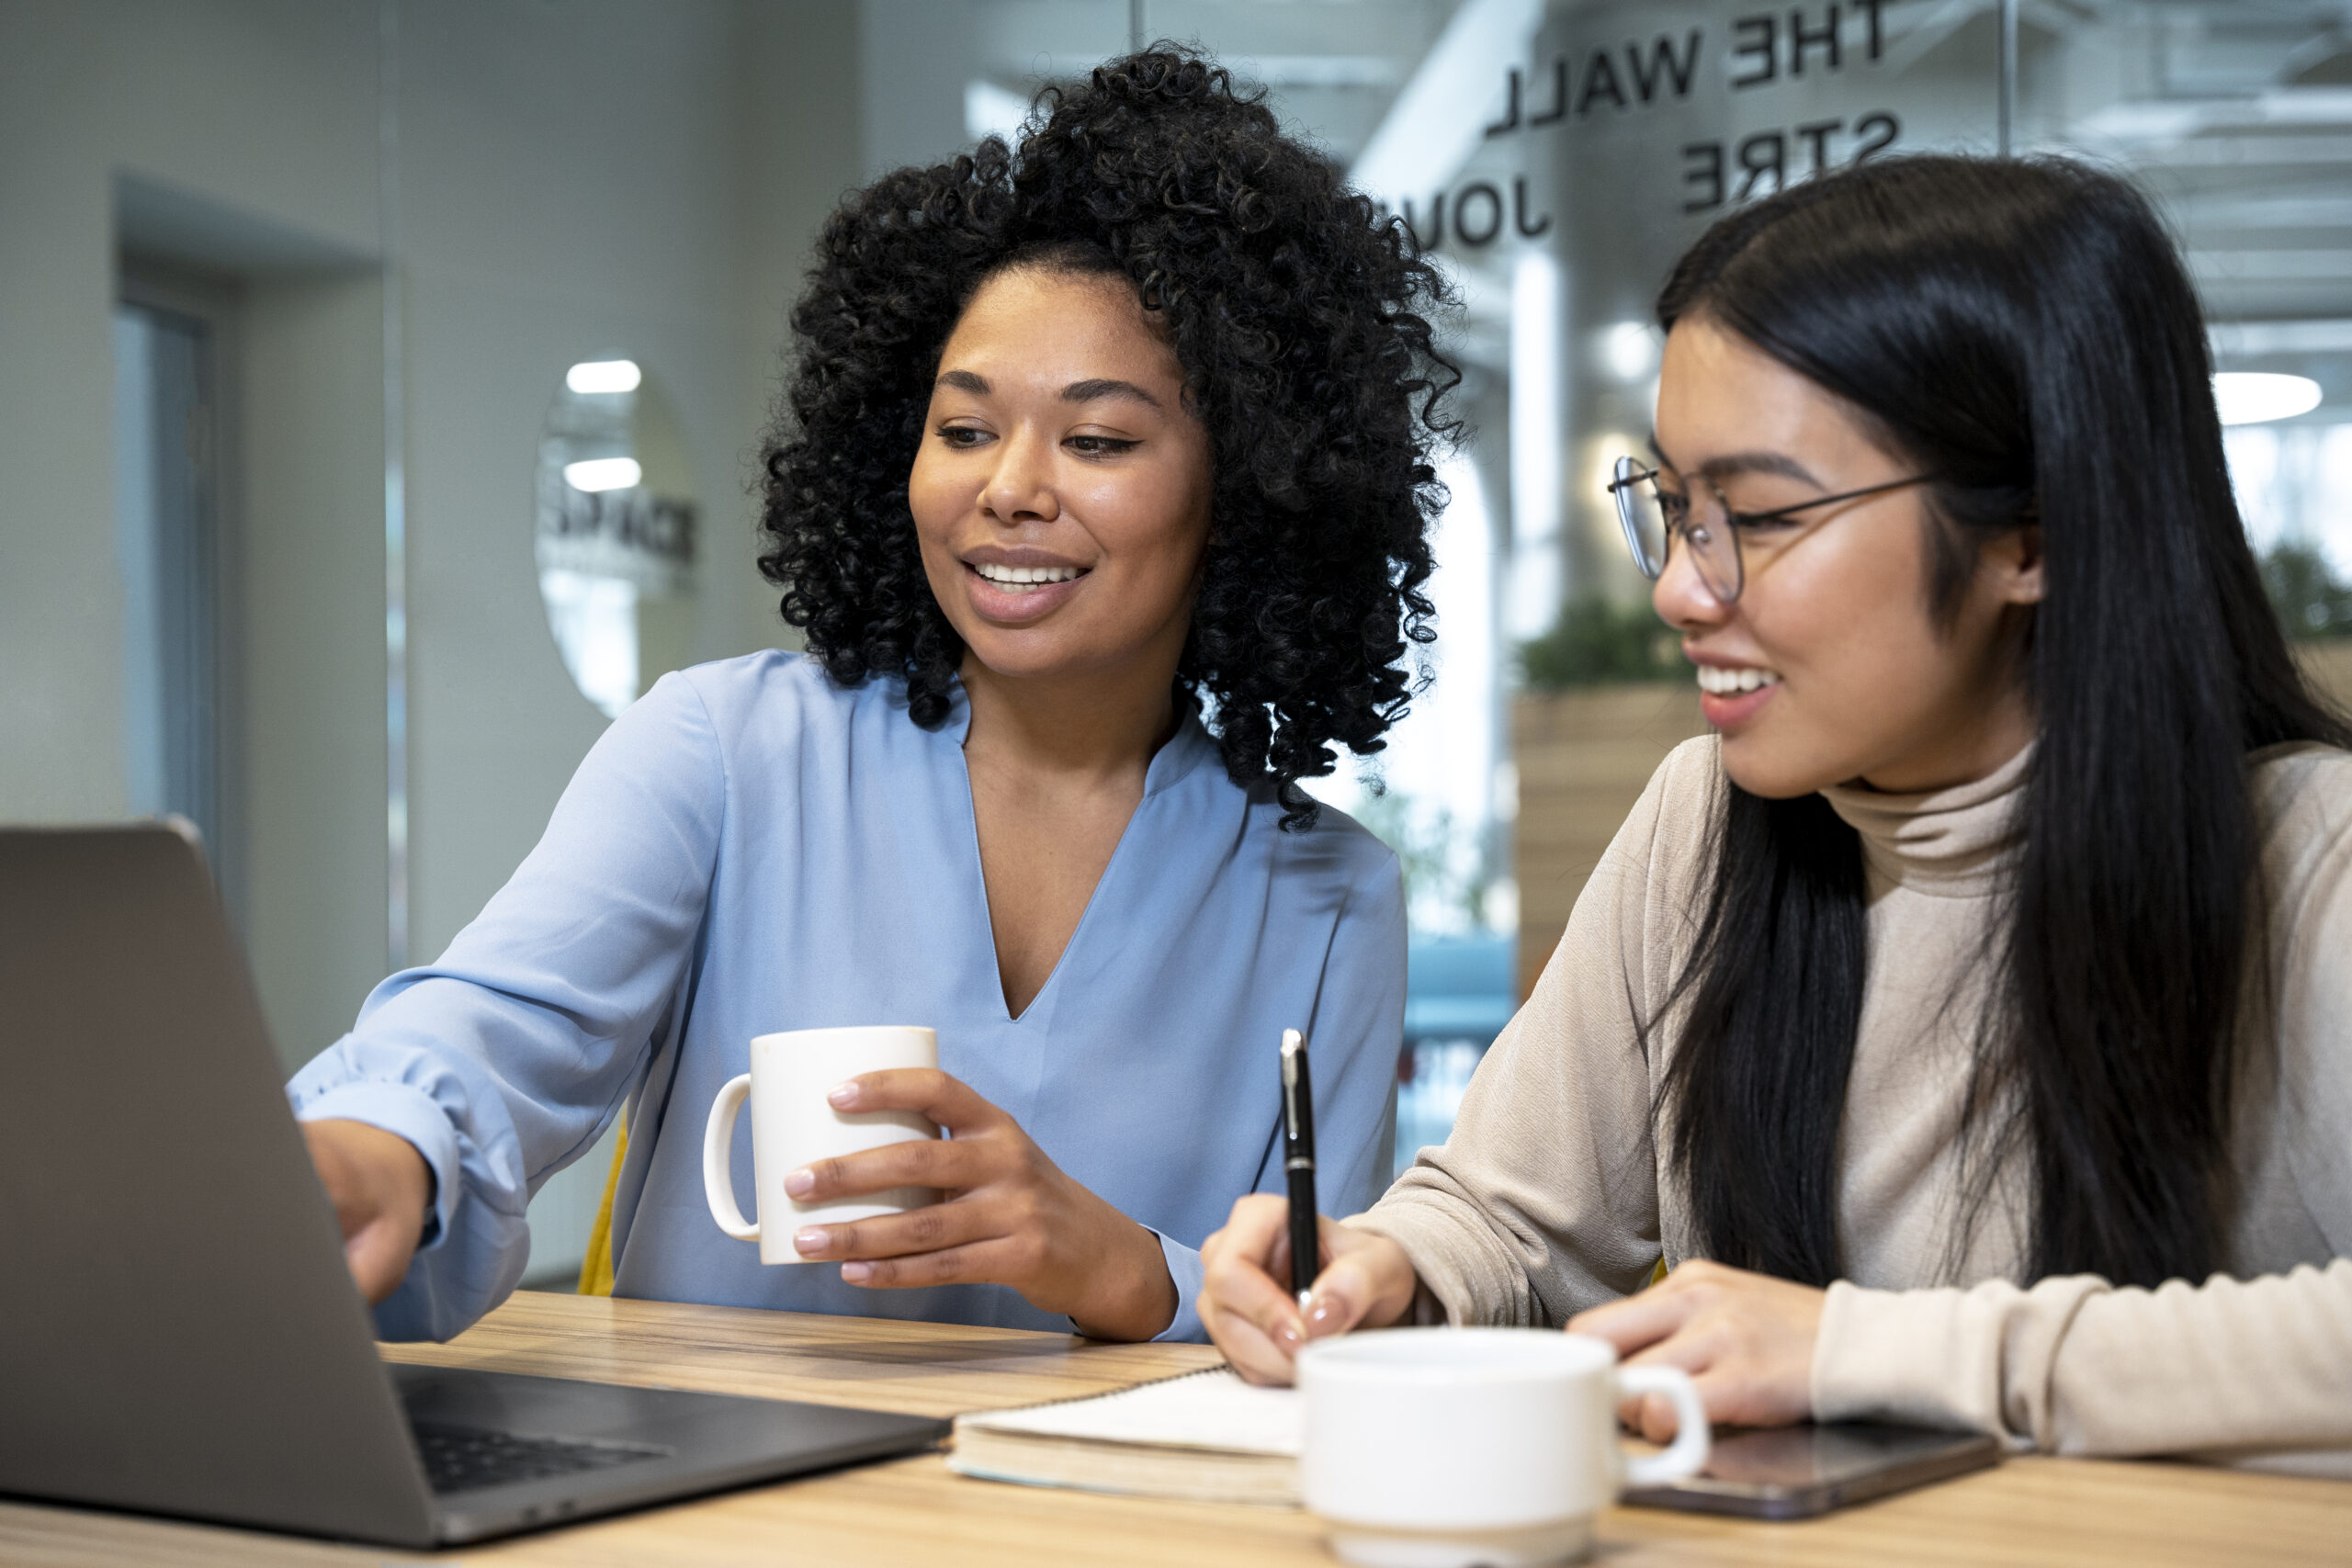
[2039,0,2352,410]
[963,0,1521,369]
[964,0,1457,166]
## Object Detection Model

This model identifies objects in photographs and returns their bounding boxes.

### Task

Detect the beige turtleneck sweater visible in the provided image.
[1351,737,2352,1476]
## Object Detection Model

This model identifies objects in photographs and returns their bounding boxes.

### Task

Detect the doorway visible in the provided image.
[113,266,242,919]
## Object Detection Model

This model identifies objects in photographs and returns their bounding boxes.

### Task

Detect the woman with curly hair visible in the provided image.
[286,49,1457,1345]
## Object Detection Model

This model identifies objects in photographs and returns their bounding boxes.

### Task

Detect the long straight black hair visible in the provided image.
[1655,155,2349,1291]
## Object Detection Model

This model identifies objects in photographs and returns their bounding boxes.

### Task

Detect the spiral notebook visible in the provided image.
[946,1368,1304,1506]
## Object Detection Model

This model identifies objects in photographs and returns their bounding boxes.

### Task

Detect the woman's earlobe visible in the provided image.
[1995,524,2045,605]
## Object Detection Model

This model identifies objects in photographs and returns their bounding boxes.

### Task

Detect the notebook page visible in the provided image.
[959,1368,1302,1456]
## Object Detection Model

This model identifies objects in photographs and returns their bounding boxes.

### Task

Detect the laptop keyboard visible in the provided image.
[412,1421,670,1495]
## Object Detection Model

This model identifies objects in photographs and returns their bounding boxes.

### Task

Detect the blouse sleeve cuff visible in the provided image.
[288,1079,459,1253]
[1147,1229,1208,1344]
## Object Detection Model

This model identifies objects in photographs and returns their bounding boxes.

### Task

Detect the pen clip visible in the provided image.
[1280,1028,1305,1143]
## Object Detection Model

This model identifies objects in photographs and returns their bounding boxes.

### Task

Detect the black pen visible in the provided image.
[1280,1028,1317,1309]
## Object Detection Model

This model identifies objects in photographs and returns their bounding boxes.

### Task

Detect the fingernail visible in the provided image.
[1272,1319,1303,1350]
[826,1082,858,1109]
[840,1261,872,1284]
[785,1168,815,1198]
[794,1227,829,1254]
[1306,1297,1343,1334]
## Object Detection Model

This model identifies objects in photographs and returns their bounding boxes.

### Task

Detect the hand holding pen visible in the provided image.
[1193,1030,1425,1385]
[1280,1028,1318,1308]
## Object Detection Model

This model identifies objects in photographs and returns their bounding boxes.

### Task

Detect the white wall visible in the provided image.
[0,0,379,826]
[397,0,747,962]
[242,275,397,1069]
[858,0,976,177]
[392,0,858,1280]
[0,0,860,1283]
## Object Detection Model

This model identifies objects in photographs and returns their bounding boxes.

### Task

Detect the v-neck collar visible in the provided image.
[939,678,1218,1024]
[941,679,1220,796]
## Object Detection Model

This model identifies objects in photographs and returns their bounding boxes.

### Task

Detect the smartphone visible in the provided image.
[1622,1421,2002,1519]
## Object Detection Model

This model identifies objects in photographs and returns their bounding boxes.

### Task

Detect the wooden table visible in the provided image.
[5,1292,2348,1566]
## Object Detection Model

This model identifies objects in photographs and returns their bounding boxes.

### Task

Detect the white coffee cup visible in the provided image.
[701,1025,944,1264]
[1296,1327,1711,1568]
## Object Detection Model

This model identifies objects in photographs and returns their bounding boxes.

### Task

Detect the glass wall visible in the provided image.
[2022,2,2352,602]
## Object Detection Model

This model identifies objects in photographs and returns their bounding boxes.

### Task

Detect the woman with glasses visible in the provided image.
[1199,153,2352,1471]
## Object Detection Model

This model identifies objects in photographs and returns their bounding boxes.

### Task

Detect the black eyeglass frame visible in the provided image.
[1605,456,1943,603]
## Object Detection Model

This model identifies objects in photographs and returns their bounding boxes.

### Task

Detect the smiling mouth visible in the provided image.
[1695,664,1782,694]
[969,561,1087,592]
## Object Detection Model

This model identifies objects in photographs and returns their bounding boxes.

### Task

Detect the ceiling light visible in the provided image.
[564,457,641,492]
[1600,321,1659,383]
[2214,372,2321,426]
[565,359,641,395]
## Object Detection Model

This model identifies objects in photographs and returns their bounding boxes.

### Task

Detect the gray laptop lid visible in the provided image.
[0,824,437,1543]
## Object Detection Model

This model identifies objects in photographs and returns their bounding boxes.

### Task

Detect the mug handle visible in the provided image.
[702,1073,760,1241]
[1616,1365,1712,1487]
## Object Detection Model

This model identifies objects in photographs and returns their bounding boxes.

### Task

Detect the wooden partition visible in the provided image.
[1510,682,1706,1000]
[1510,640,2352,1004]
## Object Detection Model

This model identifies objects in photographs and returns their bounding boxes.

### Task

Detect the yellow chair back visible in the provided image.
[575,1114,628,1296]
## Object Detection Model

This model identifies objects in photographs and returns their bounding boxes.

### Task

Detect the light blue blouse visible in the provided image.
[288,652,1404,1344]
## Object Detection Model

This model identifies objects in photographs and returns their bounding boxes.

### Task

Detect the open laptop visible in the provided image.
[0,823,948,1548]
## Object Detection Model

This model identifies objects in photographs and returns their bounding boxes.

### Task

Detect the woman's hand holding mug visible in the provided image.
[786,1068,1177,1341]
[1199,1192,1420,1383]
[704,1026,1176,1342]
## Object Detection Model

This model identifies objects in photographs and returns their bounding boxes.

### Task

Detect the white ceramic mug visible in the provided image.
[1296,1327,1712,1568]
[701,1025,943,1264]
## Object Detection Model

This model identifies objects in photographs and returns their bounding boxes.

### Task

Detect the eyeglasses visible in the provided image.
[1606,455,1941,604]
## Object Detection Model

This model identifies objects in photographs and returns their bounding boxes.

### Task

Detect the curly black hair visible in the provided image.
[757,47,1458,828]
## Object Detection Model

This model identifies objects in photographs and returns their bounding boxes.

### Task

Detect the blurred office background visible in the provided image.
[8,0,2351,1283]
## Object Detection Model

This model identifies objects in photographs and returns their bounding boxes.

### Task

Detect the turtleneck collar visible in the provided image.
[1817,741,2034,899]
